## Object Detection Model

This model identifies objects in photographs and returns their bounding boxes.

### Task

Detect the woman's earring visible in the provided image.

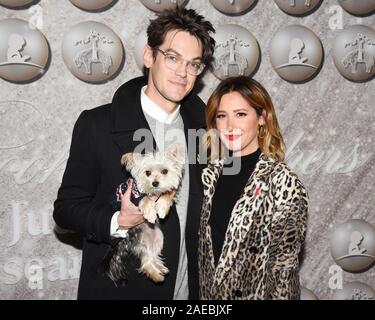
[258,125,266,139]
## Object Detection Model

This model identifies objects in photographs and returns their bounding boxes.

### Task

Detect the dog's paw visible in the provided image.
[140,264,166,283]
[159,264,169,275]
[153,256,169,275]
[155,198,173,219]
[156,205,169,219]
[149,272,165,283]
[139,199,157,224]
[143,211,157,224]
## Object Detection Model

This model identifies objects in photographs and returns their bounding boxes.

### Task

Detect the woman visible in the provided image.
[198,76,308,300]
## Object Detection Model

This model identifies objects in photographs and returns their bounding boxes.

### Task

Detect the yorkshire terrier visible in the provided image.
[105,144,184,284]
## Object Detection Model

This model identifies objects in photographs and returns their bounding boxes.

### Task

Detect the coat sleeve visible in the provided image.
[265,166,308,300]
[53,110,116,245]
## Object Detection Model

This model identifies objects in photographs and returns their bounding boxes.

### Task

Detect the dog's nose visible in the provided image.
[152,181,159,187]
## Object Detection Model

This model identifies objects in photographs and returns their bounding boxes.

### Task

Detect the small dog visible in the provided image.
[105,144,184,284]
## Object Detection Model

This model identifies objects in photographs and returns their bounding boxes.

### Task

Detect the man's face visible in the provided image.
[143,30,203,111]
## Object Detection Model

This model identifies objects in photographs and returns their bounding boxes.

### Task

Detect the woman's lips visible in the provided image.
[226,134,241,141]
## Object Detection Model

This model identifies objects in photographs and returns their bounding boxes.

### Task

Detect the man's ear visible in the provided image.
[143,44,154,69]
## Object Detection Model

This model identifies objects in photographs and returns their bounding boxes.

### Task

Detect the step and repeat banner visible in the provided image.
[0,0,374,300]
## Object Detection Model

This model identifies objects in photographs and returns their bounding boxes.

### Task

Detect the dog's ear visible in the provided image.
[165,144,184,166]
[121,152,143,171]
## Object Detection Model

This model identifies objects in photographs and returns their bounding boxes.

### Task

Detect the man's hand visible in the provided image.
[117,179,145,229]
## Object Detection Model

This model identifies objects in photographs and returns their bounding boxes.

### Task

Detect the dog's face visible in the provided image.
[121,144,184,195]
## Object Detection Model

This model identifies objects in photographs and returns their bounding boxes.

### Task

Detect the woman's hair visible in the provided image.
[147,7,216,69]
[204,76,285,162]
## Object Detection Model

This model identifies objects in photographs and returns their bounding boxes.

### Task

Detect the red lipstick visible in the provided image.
[226,134,240,141]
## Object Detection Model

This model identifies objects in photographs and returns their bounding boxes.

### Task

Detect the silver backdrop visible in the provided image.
[0,0,374,300]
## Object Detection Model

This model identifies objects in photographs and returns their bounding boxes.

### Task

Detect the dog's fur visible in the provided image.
[105,144,184,284]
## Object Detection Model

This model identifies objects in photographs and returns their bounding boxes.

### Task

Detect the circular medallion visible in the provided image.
[0,18,49,83]
[212,24,260,79]
[62,21,124,83]
[332,282,375,300]
[69,0,115,11]
[274,0,322,16]
[0,0,35,8]
[139,0,187,13]
[270,25,323,82]
[338,0,375,16]
[333,25,375,82]
[330,219,375,272]
[209,0,256,15]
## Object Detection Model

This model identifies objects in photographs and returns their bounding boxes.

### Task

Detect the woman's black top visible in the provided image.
[209,148,261,266]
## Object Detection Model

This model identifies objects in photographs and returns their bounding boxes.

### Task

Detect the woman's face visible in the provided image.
[215,91,265,157]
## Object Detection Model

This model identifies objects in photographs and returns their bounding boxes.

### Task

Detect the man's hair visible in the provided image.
[147,7,216,69]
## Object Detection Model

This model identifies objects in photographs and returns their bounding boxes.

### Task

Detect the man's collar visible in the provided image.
[141,86,181,124]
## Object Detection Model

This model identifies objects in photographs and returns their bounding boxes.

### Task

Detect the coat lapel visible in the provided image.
[200,160,224,282]
[208,155,276,287]
[201,160,224,217]
[109,77,157,155]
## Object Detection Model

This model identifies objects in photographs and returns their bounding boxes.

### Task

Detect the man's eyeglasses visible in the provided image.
[156,48,205,76]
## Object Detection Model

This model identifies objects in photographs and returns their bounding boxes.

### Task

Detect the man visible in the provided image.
[53,7,215,299]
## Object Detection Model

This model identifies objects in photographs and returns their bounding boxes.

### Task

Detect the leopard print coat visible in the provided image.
[198,154,308,300]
